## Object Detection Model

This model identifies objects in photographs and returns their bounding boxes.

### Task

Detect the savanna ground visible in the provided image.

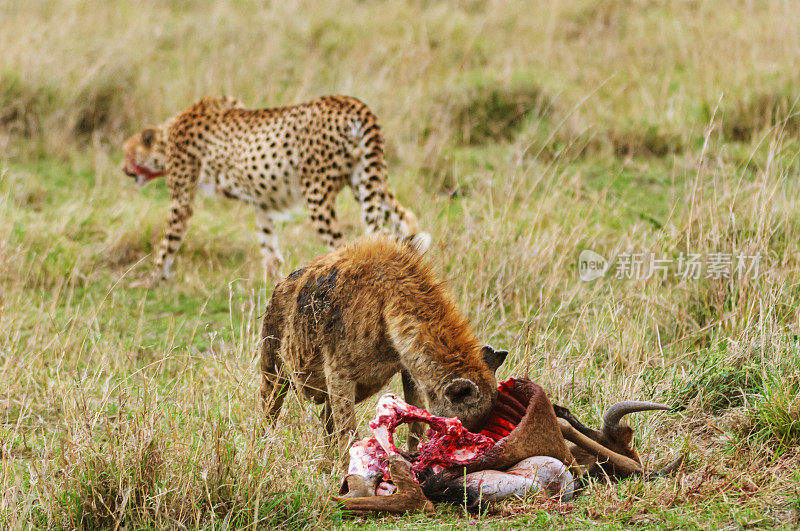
[1,0,800,528]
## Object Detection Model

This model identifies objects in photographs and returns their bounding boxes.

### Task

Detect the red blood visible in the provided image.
[407,378,527,473]
[498,378,517,395]
[367,396,495,475]
[357,378,530,484]
[480,426,510,438]
[494,417,517,432]
[411,428,494,475]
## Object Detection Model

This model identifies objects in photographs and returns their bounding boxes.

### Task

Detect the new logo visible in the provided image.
[578,250,608,282]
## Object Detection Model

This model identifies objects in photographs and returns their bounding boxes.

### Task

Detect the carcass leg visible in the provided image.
[463,456,575,502]
[334,455,435,514]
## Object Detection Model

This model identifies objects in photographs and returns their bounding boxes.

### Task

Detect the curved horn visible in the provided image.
[603,401,670,432]
[559,419,643,476]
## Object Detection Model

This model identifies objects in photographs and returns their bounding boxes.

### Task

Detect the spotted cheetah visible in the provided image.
[122,95,428,285]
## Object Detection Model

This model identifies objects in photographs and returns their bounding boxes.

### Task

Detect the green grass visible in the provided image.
[2,0,800,528]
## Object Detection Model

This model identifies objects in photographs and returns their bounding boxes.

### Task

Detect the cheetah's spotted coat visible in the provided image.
[122,95,426,283]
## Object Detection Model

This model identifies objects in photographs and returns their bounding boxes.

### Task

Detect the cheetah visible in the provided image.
[122,95,428,285]
[259,236,508,457]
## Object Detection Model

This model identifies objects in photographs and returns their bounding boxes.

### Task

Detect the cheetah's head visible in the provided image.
[122,126,167,186]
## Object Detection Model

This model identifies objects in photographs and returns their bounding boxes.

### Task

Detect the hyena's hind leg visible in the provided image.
[259,294,289,420]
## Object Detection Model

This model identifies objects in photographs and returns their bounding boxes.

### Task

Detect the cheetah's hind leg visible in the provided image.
[255,207,284,279]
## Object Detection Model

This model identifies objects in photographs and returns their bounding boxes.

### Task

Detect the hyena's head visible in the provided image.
[428,345,508,432]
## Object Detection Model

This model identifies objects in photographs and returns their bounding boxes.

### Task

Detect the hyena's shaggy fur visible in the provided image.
[260,236,507,455]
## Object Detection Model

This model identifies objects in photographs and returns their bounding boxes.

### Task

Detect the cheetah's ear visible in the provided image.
[141,128,157,148]
[481,346,508,373]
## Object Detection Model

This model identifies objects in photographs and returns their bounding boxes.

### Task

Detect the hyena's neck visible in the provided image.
[386,314,478,395]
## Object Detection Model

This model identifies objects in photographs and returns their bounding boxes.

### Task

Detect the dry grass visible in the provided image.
[1,0,800,528]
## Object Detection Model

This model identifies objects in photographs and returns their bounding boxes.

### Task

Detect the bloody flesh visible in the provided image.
[356,378,525,482]
[367,393,495,476]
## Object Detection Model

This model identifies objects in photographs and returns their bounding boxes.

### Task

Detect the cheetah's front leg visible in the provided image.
[145,198,193,285]
[255,207,284,279]
[133,167,197,287]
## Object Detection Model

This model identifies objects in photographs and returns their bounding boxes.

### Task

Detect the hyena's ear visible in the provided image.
[444,378,480,405]
[481,346,508,373]
[141,128,157,148]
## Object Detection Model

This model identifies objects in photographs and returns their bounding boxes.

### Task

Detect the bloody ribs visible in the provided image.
[362,393,494,477]
[479,377,527,440]
[349,378,532,480]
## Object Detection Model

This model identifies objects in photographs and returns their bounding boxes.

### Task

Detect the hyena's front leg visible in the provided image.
[254,207,283,279]
[401,370,425,452]
[320,400,335,437]
[323,363,357,465]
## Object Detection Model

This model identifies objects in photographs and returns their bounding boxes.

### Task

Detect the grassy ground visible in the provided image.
[2,0,800,528]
